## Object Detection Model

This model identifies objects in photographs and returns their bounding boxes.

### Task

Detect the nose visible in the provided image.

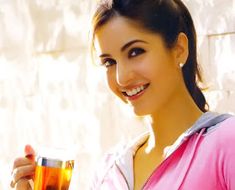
[116,62,134,87]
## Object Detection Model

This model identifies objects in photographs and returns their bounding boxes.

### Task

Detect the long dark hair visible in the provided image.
[91,0,208,112]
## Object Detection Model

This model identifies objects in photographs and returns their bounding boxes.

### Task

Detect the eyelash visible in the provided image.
[102,58,116,68]
[101,47,145,68]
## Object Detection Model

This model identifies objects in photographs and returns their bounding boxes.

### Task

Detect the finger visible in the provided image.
[10,178,32,189]
[24,145,36,160]
[15,178,32,190]
[12,157,35,171]
[12,165,35,186]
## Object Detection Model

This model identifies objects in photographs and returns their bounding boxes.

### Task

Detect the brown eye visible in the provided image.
[128,48,145,58]
[102,58,117,68]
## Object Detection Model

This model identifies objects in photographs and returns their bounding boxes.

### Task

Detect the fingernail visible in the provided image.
[10,180,15,188]
[25,145,32,153]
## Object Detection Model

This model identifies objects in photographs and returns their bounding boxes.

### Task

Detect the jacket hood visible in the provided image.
[164,111,232,158]
[183,111,232,137]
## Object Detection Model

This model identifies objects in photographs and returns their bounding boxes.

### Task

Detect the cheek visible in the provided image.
[140,55,181,95]
[146,54,177,79]
[152,63,182,98]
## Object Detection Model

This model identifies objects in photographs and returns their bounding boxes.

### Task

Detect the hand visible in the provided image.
[10,145,36,190]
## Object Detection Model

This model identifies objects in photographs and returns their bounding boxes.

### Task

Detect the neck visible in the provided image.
[147,88,203,154]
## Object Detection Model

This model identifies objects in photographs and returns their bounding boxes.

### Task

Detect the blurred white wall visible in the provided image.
[0,0,234,189]
[184,0,235,113]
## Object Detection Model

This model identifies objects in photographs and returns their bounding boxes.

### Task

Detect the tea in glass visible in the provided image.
[34,151,74,190]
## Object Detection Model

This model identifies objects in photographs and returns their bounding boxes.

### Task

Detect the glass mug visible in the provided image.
[34,147,74,190]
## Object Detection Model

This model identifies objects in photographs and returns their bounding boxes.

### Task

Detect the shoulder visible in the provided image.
[89,143,124,189]
[90,131,149,188]
[101,131,149,166]
[96,141,129,172]
[210,116,235,186]
[89,140,132,188]
[188,116,235,188]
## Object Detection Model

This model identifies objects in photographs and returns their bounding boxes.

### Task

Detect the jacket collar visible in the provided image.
[115,112,232,189]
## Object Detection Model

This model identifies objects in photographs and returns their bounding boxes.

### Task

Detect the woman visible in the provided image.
[11,0,235,189]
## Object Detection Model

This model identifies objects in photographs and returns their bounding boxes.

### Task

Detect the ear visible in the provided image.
[173,32,189,67]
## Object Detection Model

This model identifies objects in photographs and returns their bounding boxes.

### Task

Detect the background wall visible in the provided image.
[0,0,234,189]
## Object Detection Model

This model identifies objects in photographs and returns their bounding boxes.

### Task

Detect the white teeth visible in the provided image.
[133,89,137,94]
[126,85,146,97]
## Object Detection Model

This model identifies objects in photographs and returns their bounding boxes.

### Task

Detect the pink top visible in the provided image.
[91,113,235,190]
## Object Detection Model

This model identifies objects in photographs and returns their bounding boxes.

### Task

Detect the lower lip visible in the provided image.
[126,88,147,101]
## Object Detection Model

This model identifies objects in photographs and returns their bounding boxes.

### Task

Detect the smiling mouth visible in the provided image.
[122,83,150,98]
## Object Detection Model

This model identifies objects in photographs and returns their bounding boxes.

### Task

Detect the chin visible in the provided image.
[132,107,150,117]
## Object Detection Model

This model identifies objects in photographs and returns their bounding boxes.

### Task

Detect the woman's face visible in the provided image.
[94,16,185,116]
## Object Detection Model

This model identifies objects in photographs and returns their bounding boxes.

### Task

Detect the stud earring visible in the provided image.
[179,62,184,68]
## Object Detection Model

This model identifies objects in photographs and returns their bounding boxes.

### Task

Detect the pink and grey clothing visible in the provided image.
[91,112,235,190]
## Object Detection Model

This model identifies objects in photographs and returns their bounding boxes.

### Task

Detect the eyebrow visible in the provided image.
[121,39,148,52]
[99,39,148,58]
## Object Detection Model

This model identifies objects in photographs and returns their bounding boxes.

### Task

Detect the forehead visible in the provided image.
[94,16,160,55]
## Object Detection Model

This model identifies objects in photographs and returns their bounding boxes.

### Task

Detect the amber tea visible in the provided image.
[34,150,74,190]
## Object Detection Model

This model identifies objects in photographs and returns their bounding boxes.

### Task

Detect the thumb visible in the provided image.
[24,144,36,160]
